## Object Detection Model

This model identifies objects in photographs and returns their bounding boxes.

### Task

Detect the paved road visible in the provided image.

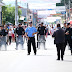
[0,36,72,72]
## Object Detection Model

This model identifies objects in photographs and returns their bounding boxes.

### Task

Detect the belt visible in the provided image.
[29,37,35,38]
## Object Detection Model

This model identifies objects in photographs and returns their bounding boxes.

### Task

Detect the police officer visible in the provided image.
[0,25,8,50]
[25,22,37,55]
[62,23,67,55]
[0,25,2,48]
[37,24,41,48]
[37,22,46,50]
[62,23,67,32]
[52,24,65,61]
[65,23,72,55]
[0,25,1,35]
[70,24,72,55]
[16,24,25,50]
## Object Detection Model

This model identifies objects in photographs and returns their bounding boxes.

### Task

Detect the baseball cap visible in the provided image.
[67,23,70,26]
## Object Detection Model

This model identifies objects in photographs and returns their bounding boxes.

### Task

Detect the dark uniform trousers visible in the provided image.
[56,43,64,59]
[64,38,72,53]
[28,37,36,54]
[37,34,39,48]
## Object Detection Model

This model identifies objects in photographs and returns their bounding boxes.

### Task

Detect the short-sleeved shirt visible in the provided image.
[16,27,25,35]
[25,27,37,37]
[1,29,7,36]
[38,26,45,35]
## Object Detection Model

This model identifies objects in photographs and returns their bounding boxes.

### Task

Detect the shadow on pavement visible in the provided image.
[64,60,72,62]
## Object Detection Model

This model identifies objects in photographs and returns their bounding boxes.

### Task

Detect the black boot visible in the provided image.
[61,55,64,61]
[27,53,30,55]
[57,55,60,60]
[71,50,72,55]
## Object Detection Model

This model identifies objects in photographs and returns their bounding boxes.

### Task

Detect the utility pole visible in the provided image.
[64,0,66,23]
[69,0,70,20]
[26,3,28,26]
[64,0,65,6]
[33,10,34,26]
[15,0,18,26]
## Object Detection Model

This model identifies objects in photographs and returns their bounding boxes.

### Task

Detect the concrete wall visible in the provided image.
[0,2,4,25]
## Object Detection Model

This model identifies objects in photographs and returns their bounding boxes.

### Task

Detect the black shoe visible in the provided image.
[15,48,18,50]
[27,53,30,55]
[61,55,64,61]
[34,53,36,55]
[61,58,64,61]
[57,59,60,60]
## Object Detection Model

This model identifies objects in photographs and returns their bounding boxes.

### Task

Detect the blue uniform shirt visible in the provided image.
[25,27,37,37]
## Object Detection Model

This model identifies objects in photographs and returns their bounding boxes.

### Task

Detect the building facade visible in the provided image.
[0,1,4,25]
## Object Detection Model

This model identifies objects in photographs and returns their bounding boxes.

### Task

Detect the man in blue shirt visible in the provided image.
[25,22,37,55]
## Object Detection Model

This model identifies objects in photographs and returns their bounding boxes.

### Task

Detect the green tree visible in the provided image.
[2,4,22,25]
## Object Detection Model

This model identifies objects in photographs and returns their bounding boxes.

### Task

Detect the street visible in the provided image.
[0,0,72,72]
[0,36,72,72]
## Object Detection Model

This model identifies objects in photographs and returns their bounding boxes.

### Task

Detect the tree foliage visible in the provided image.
[2,4,22,24]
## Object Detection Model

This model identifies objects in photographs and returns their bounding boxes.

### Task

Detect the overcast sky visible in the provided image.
[2,0,60,9]
[3,0,60,4]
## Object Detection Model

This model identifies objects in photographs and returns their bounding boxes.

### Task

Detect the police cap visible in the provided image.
[67,23,70,26]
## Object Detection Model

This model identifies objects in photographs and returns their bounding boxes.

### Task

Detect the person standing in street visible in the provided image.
[62,23,67,31]
[62,23,67,55]
[16,24,25,50]
[37,24,41,48]
[70,24,72,55]
[52,24,65,61]
[0,25,8,50]
[25,22,37,55]
[65,23,72,55]
[8,28,13,45]
[50,26,54,35]
[37,22,46,50]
